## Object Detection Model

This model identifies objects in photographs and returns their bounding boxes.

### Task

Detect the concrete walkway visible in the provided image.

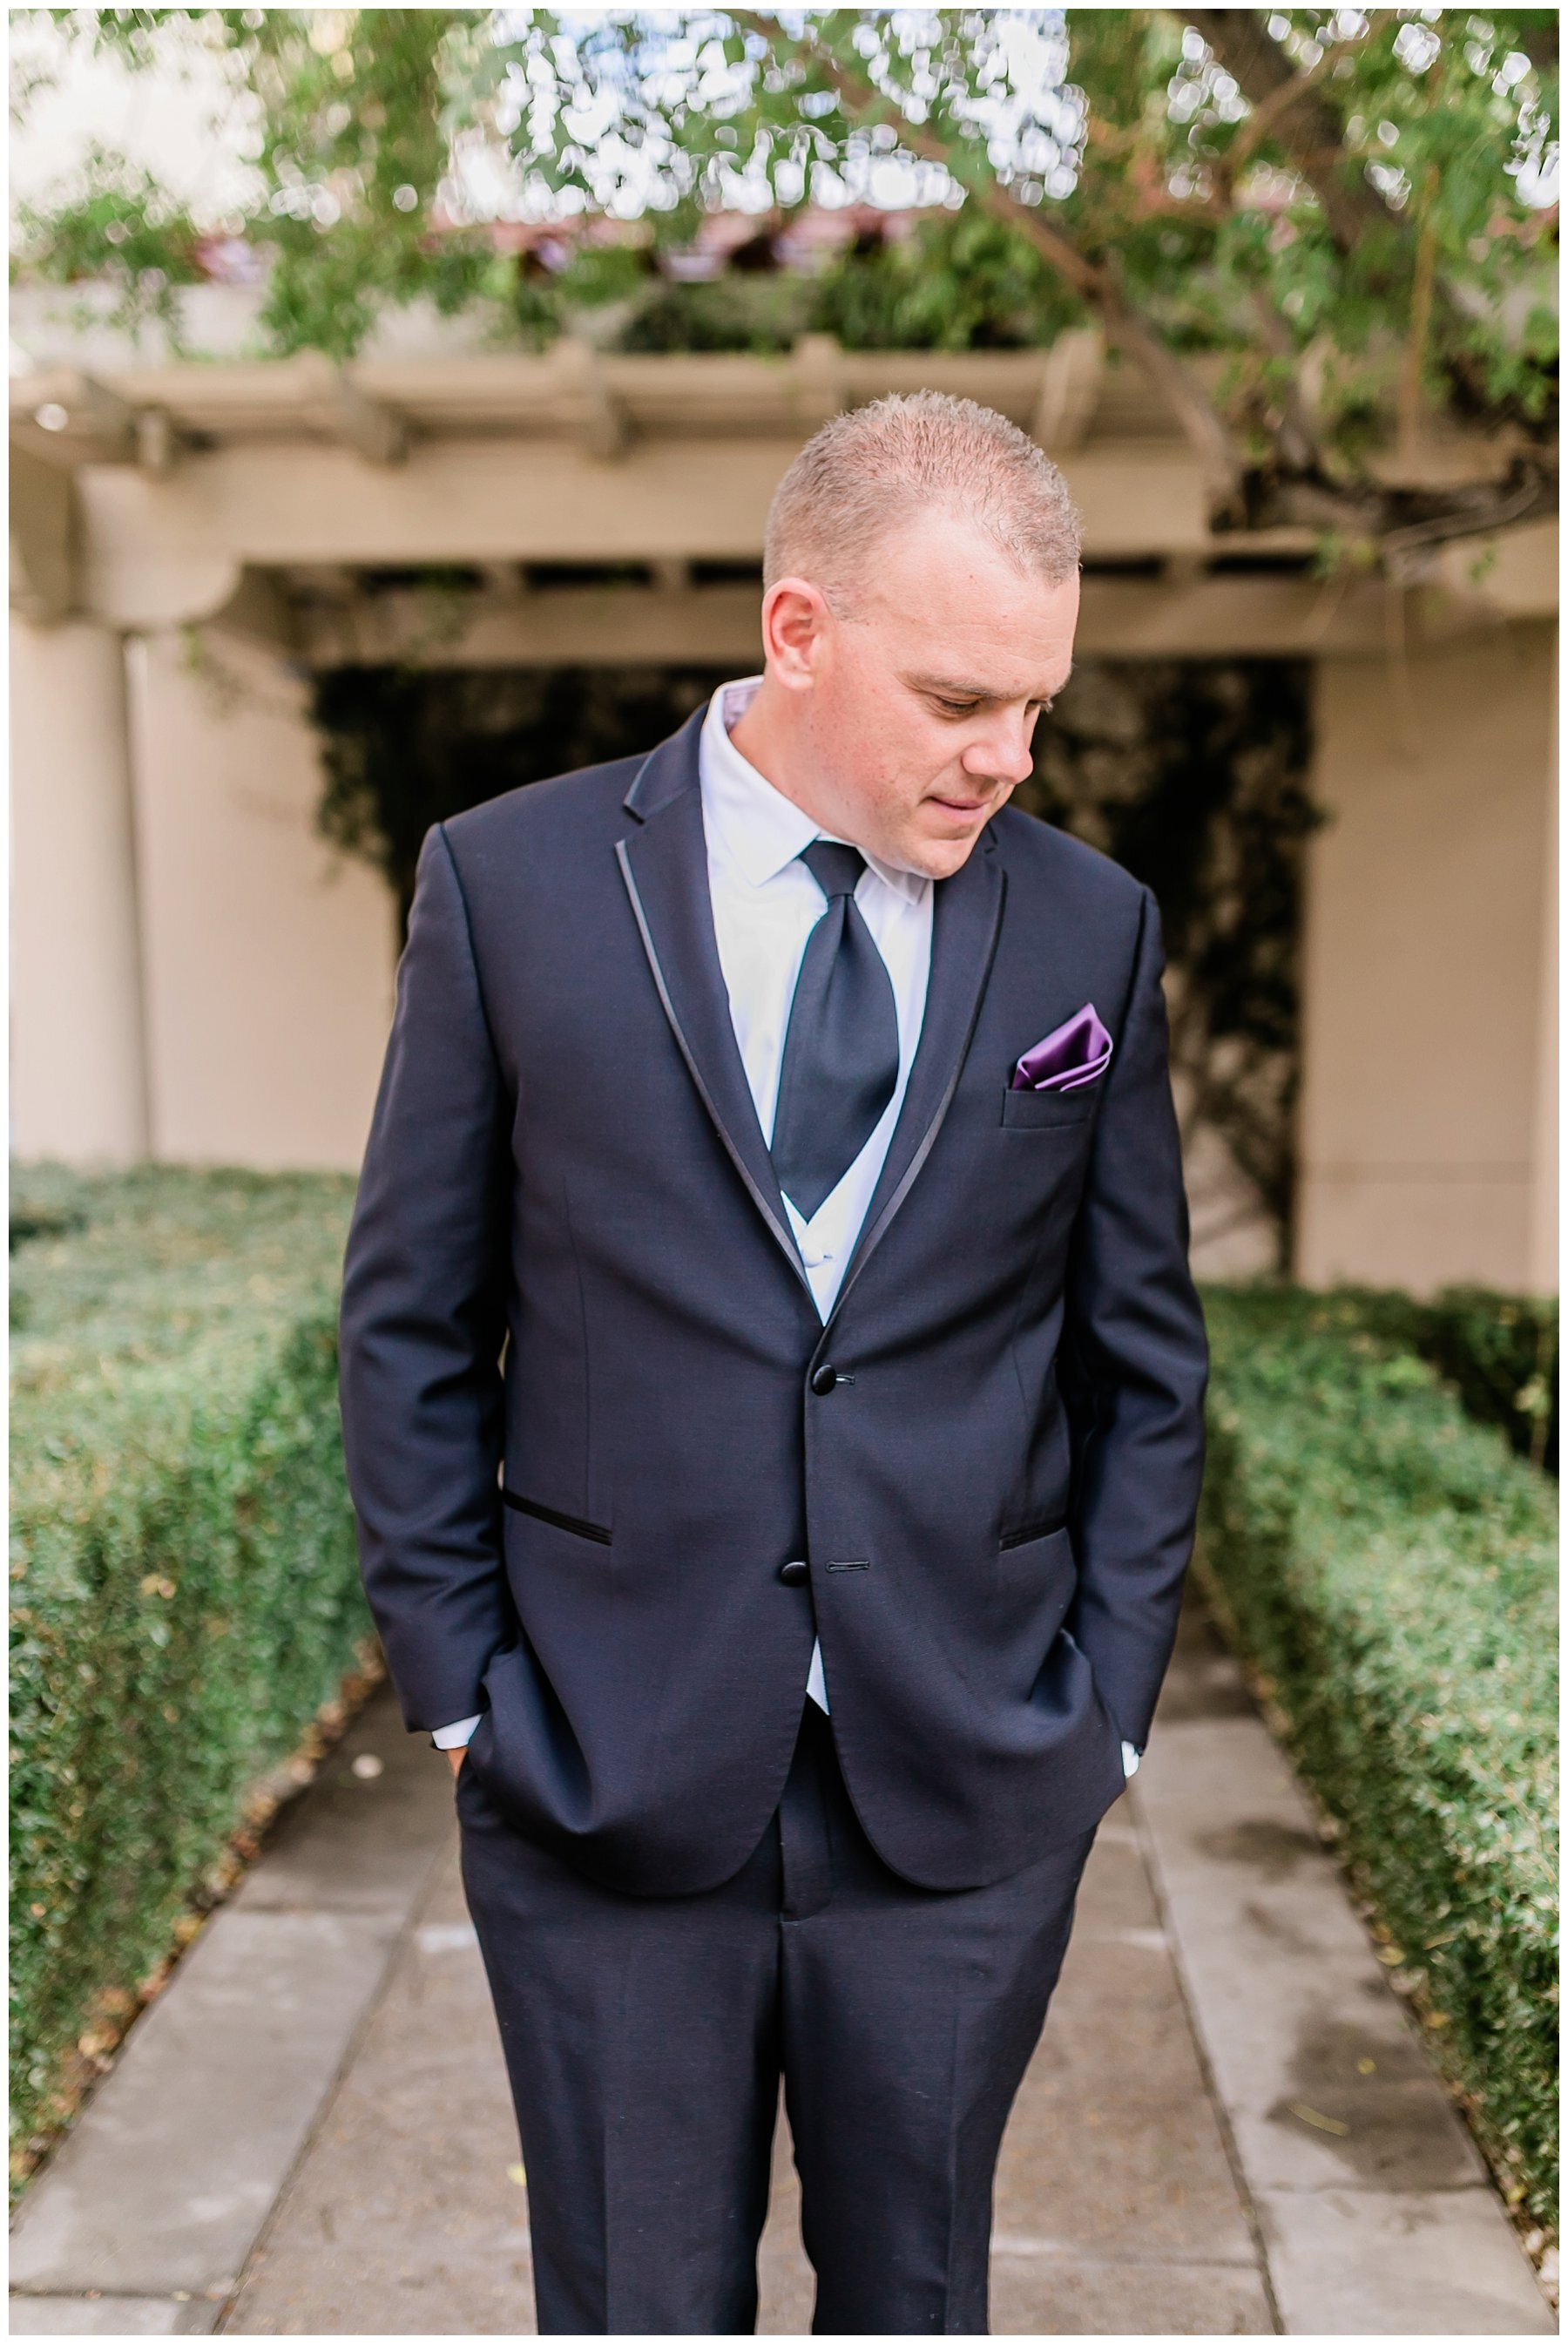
[11,1595,1553,2337]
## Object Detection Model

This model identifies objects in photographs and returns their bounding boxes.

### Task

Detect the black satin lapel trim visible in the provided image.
[826,842,1006,1331]
[622,703,708,821]
[616,799,811,1300]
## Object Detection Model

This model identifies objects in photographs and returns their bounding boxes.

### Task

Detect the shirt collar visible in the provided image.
[699,677,928,904]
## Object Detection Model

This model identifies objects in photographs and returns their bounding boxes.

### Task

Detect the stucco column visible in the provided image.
[124,627,396,1172]
[10,613,150,1162]
[1295,619,1556,1296]
[1524,649,1558,1293]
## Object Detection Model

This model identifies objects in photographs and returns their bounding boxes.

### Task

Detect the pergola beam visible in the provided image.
[9,342,1166,466]
[282,556,1553,671]
[10,343,1545,640]
[11,370,136,467]
[72,437,1214,629]
[1031,329,1104,453]
[10,444,79,623]
[330,369,410,467]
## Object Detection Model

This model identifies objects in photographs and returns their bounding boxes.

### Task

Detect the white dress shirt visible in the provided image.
[433,678,1139,1774]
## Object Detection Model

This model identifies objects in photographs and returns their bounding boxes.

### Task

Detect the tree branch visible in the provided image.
[1186,8,1403,255]
[1266,457,1557,554]
[733,9,1552,554]
[1377,465,1556,562]
[1514,18,1559,74]
[1398,166,1441,457]
[1219,27,1372,185]
[738,10,1245,513]
[1247,291,1323,474]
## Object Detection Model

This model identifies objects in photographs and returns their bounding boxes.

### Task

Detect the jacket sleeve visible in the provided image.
[1059,885,1209,1751]
[339,823,514,1733]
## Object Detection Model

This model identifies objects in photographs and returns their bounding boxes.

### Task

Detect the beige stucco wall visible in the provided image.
[10,614,150,1162]
[1296,619,1558,1295]
[1525,724,1558,1290]
[125,628,395,1171]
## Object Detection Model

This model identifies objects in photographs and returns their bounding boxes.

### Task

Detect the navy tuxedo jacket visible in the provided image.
[339,707,1207,1894]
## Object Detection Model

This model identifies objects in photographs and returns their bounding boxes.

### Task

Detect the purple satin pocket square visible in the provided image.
[1011,1004,1113,1094]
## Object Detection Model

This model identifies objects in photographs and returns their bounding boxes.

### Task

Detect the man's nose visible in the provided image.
[961,721,1036,789]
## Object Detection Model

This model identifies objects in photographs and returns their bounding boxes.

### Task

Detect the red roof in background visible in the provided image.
[426,201,929,276]
[183,200,936,288]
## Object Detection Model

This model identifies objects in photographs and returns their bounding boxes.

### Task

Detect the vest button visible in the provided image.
[810,1364,838,1395]
[778,1558,809,1585]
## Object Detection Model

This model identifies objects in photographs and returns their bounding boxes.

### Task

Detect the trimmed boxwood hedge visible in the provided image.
[1312,1285,1558,1475]
[10,1164,370,2183]
[1200,1284,1558,2233]
[1412,1289,1558,1474]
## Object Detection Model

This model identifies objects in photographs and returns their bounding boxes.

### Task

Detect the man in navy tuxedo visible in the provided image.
[340,391,1207,2334]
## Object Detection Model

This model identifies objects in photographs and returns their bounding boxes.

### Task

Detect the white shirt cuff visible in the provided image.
[431,1714,483,1749]
[1121,1740,1141,1778]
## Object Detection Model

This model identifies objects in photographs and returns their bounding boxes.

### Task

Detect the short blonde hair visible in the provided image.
[764,390,1081,604]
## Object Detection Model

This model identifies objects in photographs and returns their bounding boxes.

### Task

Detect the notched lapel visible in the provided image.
[617,728,811,1298]
[829,837,1006,1320]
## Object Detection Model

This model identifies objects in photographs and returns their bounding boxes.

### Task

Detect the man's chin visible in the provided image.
[892,840,978,882]
[902,816,991,880]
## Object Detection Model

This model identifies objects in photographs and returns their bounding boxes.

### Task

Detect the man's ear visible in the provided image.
[760,576,830,691]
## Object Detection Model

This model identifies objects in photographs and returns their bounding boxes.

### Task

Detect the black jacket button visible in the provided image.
[779,1558,809,1585]
[810,1364,838,1395]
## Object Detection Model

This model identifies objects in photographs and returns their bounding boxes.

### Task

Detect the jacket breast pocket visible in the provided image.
[1001,1085,1098,1131]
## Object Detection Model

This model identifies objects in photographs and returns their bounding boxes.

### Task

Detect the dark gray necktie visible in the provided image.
[771,841,900,1220]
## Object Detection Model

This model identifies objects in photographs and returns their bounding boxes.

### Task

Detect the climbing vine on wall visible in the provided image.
[312,658,1315,1265]
[313,663,732,931]
[1017,660,1317,1263]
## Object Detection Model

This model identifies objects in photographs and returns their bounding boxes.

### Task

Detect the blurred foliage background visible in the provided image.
[12,8,1558,557]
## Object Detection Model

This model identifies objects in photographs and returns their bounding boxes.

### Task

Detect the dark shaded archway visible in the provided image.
[313,666,731,932]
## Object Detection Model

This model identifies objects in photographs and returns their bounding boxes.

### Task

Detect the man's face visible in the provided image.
[777,507,1080,880]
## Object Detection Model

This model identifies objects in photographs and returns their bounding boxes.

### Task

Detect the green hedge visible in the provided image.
[1306,1286,1558,1475]
[1409,1289,1557,1476]
[10,1165,369,2182]
[1200,1285,1558,2232]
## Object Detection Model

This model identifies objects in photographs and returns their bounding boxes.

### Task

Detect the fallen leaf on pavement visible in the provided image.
[1288,2101,1351,2137]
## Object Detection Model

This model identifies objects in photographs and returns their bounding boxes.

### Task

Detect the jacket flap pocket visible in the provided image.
[503,1490,612,1544]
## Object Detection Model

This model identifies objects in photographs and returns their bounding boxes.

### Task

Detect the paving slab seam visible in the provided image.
[208,1822,456,2334]
[991,2243,1269,2266]
[11,2290,223,2300]
[1125,1773,1286,2336]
